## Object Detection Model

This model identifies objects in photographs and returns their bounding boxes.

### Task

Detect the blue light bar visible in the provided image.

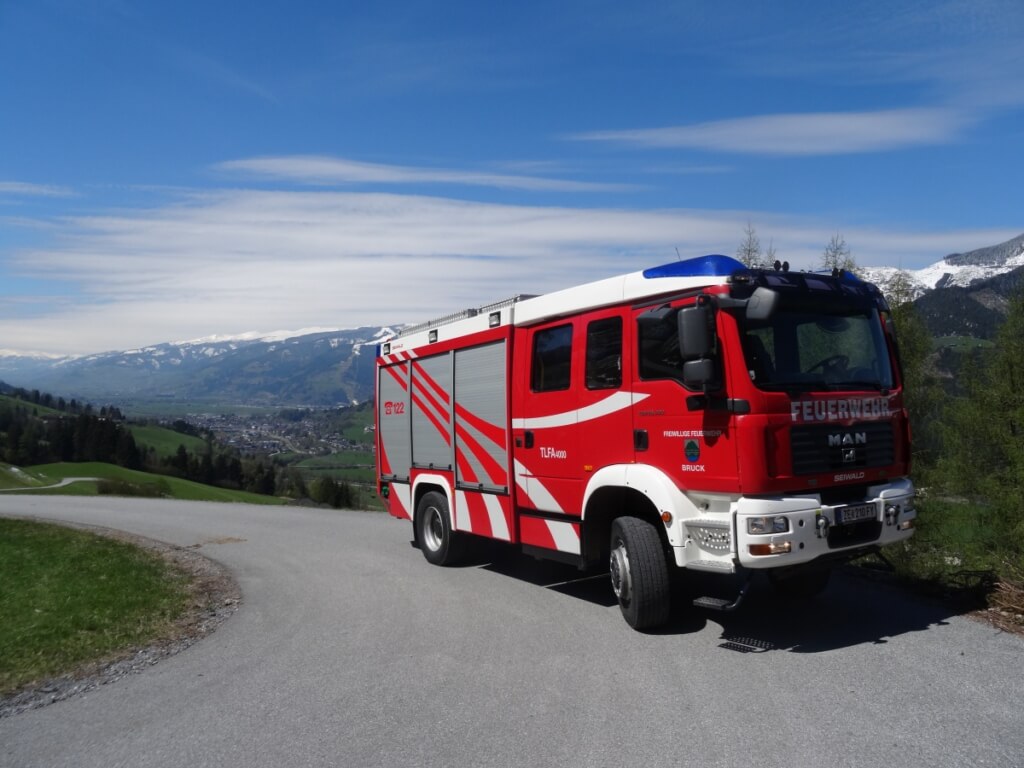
[643,254,746,279]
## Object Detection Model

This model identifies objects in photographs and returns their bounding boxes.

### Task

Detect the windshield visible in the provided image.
[740,309,895,392]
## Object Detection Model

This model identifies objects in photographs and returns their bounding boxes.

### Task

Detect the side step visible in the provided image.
[693,576,753,612]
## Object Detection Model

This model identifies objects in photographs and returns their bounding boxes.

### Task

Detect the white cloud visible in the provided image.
[573,108,972,156]
[1,188,1015,356]
[0,181,74,198]
[217,155,629,192]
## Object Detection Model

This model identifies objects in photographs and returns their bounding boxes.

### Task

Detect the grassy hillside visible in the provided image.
[0,464,46,490]
[0,394,63,417]
[2,462,284,505]
[289,452,375,486]
[129,424,208,459]
[933,335,994,351]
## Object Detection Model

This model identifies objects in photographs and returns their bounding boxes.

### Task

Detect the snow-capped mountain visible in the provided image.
[0,326,392,407]
[860,233,1024,299]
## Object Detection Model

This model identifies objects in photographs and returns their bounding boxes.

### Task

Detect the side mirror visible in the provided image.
[746,287,779,322]
[683,358,717,390]
[678,304,713,360]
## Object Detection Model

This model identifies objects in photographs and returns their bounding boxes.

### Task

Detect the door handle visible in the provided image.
[634,429,649,451]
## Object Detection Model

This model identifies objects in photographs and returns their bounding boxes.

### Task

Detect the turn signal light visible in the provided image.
[898,519,915,531]
[749,541,792,556]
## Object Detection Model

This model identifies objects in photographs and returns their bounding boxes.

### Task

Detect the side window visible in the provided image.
[638,309,684,381]
[586,317,622,389]
[531,324,573,392]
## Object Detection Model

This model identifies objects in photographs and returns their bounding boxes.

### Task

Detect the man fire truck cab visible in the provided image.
[375,254,916,629]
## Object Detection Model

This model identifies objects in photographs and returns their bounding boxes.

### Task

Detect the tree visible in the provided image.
[736,221,763,268]
[311,476,354,508]
[940,288,1024,548]
[887,279,943,473]
[885,269,917,307]
[822,233,856,273]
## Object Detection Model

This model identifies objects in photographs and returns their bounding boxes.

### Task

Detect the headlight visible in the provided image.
[747,516,789,535]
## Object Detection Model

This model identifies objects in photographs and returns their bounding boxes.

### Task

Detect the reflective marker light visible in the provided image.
[749,541,792,556]
[747,516,790,535]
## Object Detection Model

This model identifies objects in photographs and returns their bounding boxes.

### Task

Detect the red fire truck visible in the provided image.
[375,254,916,629]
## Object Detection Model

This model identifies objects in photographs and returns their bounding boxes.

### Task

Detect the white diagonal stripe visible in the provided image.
[511,391,647,430]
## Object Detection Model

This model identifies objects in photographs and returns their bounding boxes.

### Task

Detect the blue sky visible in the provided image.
[1,0,1022,356]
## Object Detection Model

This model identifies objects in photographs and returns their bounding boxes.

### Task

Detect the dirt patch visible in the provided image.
[190,536,247,547]
[980,579,1024,634]
[0,520,241,719]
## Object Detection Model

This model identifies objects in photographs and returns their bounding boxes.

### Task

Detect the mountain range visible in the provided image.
[2,234,1022,408]
[0,327,392,408]
[859,232,1024,298]
[860,233,1024,339]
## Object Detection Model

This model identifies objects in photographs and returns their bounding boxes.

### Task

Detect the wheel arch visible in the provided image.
[580,464,688,570]
[411,474,454,531]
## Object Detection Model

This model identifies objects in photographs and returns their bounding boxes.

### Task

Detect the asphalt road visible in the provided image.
[1,496,1022,768]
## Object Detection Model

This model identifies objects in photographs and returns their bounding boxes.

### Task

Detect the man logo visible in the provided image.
[828,431,866,448]
[842,447,857,463]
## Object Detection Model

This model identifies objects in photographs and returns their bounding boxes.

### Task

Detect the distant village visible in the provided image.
[186,411,374,458]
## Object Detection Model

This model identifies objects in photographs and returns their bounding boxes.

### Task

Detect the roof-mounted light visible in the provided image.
[827,268,863,285]
[643,254,746,279]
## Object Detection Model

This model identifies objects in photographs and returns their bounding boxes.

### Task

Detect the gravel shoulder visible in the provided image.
[0,519,241,719]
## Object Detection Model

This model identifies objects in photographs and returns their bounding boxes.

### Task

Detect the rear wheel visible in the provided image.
[415,491,465,566]
[609,517,671,629]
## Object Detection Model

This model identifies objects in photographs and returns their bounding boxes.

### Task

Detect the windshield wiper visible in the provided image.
[757,381,823,394]
[827,380,886,392]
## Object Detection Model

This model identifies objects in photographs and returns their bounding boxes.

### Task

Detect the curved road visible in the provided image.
[1,496,1021,768]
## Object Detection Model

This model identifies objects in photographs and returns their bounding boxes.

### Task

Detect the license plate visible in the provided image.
[835,503,876,525]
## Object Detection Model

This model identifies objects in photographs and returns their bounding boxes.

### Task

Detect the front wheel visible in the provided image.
[415,491,465,566]
[609,517,671,630]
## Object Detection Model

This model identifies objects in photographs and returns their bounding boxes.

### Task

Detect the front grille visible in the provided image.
[790,421,895,476]
[828,520,882,549]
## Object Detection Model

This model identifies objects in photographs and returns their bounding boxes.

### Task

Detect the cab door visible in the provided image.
[576,310,636,481]
[632,300,738,491]
[511,309,638,517]
[511,318,581,515]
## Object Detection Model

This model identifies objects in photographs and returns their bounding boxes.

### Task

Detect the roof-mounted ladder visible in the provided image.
[394,294,536,339]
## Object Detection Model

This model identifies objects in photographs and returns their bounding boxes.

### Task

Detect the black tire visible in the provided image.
[415,491,465,566]
[769,566,831,599]
[608,517,671,629]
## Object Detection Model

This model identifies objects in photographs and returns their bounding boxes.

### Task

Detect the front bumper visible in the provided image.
[674,477,916,571]
[734,478,916,569]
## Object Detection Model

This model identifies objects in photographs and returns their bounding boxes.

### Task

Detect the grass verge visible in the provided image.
[0,519,190,695]
[882,496,1024,632]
